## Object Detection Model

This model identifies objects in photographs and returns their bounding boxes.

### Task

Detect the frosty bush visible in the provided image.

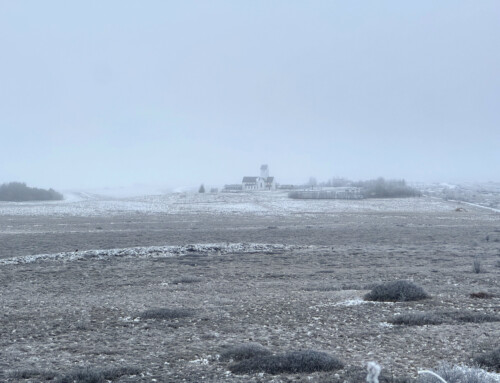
[418,363,499,383]
[139,308,193,320]
[9,369,57,380]
[452,311,500,324]
[219,343,271,361]
[470,292,495,299]
[229,350,343,374]
[56,366,140,383]
[389,312,445,326]
[390,310,500,326]
[475,347,500,372]
[364,281,429,302]
[172,276,202,284]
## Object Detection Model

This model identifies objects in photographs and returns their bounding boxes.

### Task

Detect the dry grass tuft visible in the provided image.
[229,350,343,375]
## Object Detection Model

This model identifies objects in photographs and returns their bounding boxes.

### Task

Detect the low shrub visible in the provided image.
[364,281,429,302]
[418,363,498,383]
[452,311,500,324]
[57,367,104,383]
[390,310,500,326]
[219,343,271,361]
[474,347,500,372]
[9,368,57,380]
[470,292,495,299]
[139,308,193,320]
[389,312,445,326]
[56,366,140,383]
[172,276,202,284]
[229,350,343,375]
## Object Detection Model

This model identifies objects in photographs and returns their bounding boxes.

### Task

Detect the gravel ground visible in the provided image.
[0,195,499,382]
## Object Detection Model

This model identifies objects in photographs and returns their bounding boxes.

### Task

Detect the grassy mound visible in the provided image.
[139,308,193,320]
[364,280,429,302]
[475,347,500,372]
[220,343,271,361]
[389,312,445,326]
[390,311,500,326]
[229,350,343,375]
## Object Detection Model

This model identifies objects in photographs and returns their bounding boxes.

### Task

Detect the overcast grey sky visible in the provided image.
[1,1,498,190]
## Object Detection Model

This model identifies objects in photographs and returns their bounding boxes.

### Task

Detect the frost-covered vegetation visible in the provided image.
[0,182,63,201]
[475,347,500,372]
[418,363,500,383]
[228,350,344,374]
[389,310,500,326]
[364,280,429,302]
[9,366,140,382]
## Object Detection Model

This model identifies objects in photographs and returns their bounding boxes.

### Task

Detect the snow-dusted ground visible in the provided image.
[0,242,309,265]
[0,191,468,217]
[1,190,499,382]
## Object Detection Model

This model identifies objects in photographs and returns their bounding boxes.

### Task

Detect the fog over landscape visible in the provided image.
[1,3,500,383]
[1,1,499,191]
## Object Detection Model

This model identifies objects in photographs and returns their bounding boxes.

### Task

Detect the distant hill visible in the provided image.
[0,182,63,202]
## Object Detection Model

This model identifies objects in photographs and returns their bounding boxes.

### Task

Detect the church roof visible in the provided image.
[242,176,259,183]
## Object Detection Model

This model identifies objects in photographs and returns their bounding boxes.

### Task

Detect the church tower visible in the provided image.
[260,164,269,179]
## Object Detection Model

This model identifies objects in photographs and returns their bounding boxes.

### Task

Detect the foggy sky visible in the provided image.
[1,1,499,191]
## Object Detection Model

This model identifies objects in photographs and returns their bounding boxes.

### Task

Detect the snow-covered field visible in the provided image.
[0,191,465,217]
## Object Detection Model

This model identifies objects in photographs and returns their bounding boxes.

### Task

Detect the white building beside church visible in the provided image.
[242,165,276,191]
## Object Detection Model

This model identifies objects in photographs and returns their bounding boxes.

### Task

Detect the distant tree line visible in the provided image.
[307,177,421,198]
[0,182,63,201]
[352,178,421,198]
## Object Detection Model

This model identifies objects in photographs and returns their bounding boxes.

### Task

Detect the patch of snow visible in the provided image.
[189,357,210,365]
[334,298,368,306]
[0,243,310,265]
[379,322,394,328]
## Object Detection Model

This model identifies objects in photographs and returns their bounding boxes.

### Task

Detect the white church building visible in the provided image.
[242,165,276,191]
